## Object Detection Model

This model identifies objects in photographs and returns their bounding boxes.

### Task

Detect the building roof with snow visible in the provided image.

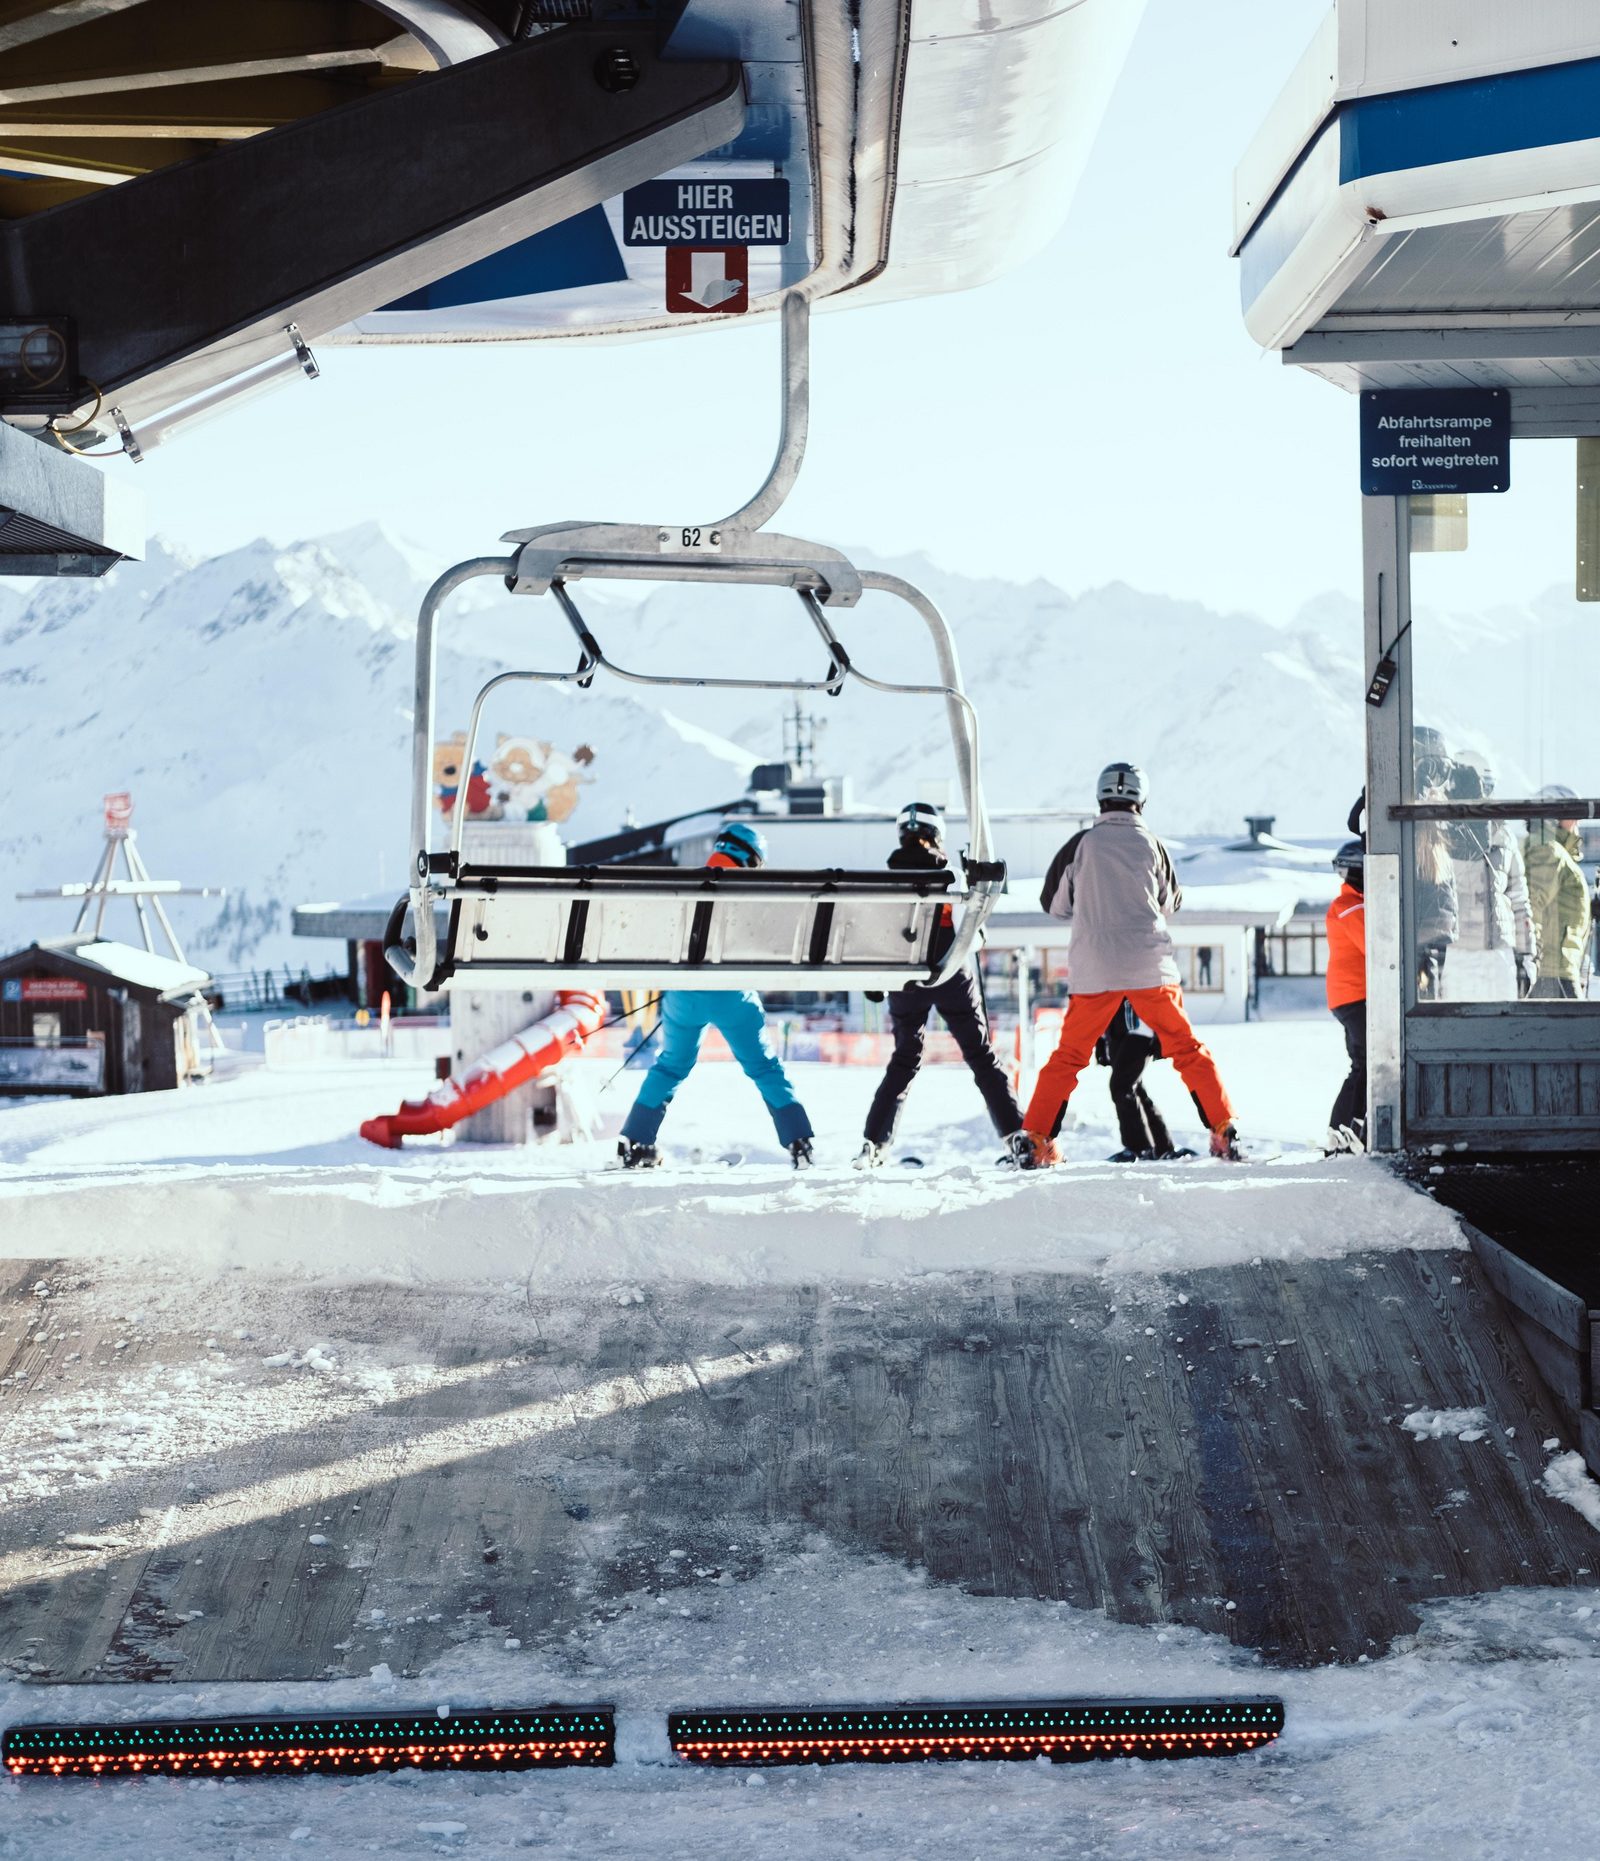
[37,938,211,1000]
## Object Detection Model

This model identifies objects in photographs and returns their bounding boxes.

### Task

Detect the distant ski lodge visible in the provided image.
[0,941,213,1096]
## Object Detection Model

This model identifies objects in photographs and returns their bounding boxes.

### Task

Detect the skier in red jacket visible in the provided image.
[1324,840,1367,1153]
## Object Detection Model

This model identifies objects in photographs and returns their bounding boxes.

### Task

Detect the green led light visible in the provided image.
[668,1698,1285,1767]
[4,1706,615,1779]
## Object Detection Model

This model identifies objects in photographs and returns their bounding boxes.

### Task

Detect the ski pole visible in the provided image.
[596,993,664,1094]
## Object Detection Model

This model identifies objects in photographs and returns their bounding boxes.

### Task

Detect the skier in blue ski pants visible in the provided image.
[618,819,815,1165]
[619,988,813,1148]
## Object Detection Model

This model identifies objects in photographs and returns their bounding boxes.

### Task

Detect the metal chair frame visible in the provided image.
[386,296,1005,994]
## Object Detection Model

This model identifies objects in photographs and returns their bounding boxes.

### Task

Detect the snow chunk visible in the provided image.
[1402,1407,1490,1442]
[1541,1451,1600,1531]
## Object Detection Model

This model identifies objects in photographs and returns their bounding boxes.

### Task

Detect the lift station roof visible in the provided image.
[0,0,1144,453]
[1233,1,1600,406]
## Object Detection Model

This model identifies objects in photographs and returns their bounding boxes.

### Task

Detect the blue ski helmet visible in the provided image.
[712,819,768,868]
[1332,839,1365,878]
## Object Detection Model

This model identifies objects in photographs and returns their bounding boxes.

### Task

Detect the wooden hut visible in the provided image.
[0,940,211,1096]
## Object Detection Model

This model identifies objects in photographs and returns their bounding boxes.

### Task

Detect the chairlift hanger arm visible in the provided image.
[549,582,849,697]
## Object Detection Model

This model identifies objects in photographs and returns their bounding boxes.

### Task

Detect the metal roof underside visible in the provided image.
[1285,201,1600,414]
[1340,201,1600,316]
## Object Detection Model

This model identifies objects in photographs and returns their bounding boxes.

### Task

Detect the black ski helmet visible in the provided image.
[1332,839,1365,879]
[1412,725,1452,793]
[896,800,945,843]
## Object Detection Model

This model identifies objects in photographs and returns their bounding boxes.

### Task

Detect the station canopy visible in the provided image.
[1232,1,1600,410]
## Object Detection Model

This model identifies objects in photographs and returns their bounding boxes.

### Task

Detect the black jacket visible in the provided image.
[890,837,955,963]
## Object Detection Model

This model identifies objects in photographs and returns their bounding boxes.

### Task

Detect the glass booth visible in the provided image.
[1362,433,1600,1152]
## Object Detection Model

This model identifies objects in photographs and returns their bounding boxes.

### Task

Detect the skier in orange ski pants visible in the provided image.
[1018,762,1239,1166]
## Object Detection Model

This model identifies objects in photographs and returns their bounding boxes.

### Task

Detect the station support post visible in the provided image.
[1361,495,1413,1152]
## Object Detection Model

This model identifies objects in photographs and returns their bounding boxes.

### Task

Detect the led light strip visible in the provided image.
[668,1698,1285,1766]
[3,1706,614,1779]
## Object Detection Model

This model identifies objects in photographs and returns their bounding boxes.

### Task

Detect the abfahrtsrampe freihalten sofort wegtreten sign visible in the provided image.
[1360,387,1510,497]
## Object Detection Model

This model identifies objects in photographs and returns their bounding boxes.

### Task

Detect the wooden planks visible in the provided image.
[1,1247,1596,1683]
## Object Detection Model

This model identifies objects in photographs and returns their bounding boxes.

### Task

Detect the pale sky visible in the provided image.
[117,0,1353,622]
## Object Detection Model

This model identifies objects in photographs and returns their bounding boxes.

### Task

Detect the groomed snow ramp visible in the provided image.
[359,989,605,1147]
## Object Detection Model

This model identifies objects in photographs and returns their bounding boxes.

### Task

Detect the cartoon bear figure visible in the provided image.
[490,736,597,824]
[433,733,499,818]
[541,743,596,824]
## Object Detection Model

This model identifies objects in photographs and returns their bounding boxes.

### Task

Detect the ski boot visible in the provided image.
[1323,1121,1366,1157]
[618,1139,662,1170]
[852,1141,886,1171]
[790,1138,815,1170]
[1107,1147,1150,1164]
[1209,1124,1243,1162]
[1005,1130,1057,1171]
[1155,1146,1198,1160]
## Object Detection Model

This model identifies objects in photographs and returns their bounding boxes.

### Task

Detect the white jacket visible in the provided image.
[1040,810,1182,993]
[1448,820,1535,955]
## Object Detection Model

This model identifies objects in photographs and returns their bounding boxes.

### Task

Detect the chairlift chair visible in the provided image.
[384,298,1006,996]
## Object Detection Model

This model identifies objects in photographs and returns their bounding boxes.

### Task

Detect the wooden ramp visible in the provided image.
[0,1244,1593,1683]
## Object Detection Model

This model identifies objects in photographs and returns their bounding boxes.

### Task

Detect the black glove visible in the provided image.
[864,990,885,1004]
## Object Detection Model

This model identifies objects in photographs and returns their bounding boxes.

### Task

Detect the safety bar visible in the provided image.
[449,866,958,893]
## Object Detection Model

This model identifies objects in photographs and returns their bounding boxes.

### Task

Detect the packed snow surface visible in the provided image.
[2,1552,1598,1860]
[3,1018,1592,1860]
[0,1024,1461,1287]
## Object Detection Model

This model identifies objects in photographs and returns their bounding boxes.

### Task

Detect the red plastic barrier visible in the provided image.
[359,989,606,1148]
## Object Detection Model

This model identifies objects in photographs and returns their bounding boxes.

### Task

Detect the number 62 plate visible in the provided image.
[657,526,723,553]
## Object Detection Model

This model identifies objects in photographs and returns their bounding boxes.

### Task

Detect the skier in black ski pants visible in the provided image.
[1095,1001,1182,1160]
[854,803,1029,1169]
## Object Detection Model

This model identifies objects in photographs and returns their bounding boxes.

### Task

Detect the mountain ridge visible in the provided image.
[2,524,1586,969]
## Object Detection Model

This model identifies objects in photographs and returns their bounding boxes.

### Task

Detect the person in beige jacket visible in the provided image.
[1017,762,1239,1168]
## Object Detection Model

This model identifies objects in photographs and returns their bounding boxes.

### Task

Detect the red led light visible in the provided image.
[667,1699,1284,1767]
[4,1709,611,1781]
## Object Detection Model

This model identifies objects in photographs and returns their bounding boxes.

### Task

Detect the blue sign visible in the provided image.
[622,179,790,248]
[2,979,19,1002]
[1361,388,1510,496]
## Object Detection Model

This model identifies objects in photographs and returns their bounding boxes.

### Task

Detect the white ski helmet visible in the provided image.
[896,800,945,842]
[1454,747,1495,797]
[1096,762,1148,806]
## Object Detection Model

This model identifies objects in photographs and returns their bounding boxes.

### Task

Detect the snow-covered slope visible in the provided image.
[571,557,1590,833]
[0,530,755,971]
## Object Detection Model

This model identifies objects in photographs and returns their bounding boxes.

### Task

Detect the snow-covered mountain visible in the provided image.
[0,527,756,972]
[1,523,1588,971]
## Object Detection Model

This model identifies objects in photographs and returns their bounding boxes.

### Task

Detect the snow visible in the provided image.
[1401,1408,1492,1444]
[0,1018,1593,1858]
[0,1023,1460,1288]
[1541,1452,1600,1531]
[2,1550,1598,1860]
[49,940,212,996]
